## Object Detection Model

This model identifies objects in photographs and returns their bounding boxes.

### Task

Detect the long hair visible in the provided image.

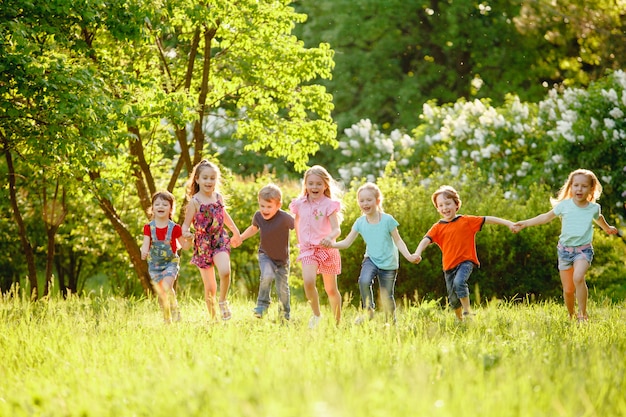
[551,168,602,206]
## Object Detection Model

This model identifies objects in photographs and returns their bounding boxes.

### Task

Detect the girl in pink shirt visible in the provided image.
[290,165,343,328]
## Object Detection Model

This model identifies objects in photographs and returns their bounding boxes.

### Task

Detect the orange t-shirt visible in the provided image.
[425,215,485,271]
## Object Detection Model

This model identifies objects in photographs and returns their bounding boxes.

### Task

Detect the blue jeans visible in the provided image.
[443,261,474,310]
[256,253,291,319]
[358,257,397,318]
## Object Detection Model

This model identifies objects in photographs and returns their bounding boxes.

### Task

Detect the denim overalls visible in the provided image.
[148,220,180,283]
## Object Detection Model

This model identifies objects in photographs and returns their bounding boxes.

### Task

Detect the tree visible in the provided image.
[1,0,337,295]
[295,0,626,133]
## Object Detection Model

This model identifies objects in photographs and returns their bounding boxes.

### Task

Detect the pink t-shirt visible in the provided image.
[289,195,341,258]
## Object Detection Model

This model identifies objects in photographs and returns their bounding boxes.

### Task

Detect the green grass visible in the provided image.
[1,294,625,417]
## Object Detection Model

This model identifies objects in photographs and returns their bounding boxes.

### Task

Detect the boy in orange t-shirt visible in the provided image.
[413,186,516,320]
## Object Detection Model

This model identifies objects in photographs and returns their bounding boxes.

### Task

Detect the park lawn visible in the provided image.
[1,294,625,417]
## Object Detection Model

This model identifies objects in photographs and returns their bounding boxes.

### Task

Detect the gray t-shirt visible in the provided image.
[253,210,295,265]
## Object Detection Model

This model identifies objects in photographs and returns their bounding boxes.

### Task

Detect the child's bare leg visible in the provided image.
[572,259,590,319]
[322,273,341,325]
[460,296,472,315]
[454,307,463,320]
[199,267,218,319]
[559,268,576,318]
[154,281,172,322]
[302,264,321,316]
[163,275,180,321]
[213,252,232,303]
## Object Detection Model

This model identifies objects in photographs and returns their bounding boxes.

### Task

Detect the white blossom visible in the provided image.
[602,88,619,104]
[604,118,616,129]
[609,107,624,119]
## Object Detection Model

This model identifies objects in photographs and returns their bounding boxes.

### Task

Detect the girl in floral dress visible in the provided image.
[182,160,242,321]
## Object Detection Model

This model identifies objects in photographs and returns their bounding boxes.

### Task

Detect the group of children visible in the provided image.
[142,162,618,326]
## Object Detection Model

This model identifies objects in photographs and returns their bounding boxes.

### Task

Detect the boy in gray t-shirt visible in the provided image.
[240,184,295,320]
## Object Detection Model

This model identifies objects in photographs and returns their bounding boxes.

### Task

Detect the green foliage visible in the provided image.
[296,0,626,133]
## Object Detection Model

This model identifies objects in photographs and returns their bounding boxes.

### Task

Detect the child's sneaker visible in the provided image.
[253,307,264,319]
[308,315,321,329]
[219,301,232,321]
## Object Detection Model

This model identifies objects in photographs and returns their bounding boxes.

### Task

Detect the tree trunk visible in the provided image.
[2,136,39,299]
[91,173,153,293]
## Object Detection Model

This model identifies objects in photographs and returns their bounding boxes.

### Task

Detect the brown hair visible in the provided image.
[431,185,462,210]
[150,191,176,219]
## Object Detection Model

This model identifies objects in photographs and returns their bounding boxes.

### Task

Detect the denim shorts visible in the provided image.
[557,243,593,271]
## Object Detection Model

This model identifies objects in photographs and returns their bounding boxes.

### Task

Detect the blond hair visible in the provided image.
[258,184,282,203]
[357,182,384,212]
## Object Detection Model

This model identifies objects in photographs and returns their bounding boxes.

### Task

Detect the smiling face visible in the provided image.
[357,188,379,216]
[195,166,218,195]
[305,173,327,201]
[152,196,173,221]
[435,193,459,222]
[258,198,281,220]
[570,173,592,206]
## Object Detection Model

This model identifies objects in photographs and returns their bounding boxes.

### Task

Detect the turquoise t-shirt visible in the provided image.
[553,198,600,247]
[353,212,400,270]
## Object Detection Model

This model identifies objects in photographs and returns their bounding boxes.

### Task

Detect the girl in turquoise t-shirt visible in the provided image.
[514,169,618,321]
[324,182,417,324]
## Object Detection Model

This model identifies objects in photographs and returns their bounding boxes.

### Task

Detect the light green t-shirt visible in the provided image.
[353,213,400,270]
[553,198,600,247]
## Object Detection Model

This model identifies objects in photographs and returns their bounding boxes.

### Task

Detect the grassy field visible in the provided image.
[1,293,625,417]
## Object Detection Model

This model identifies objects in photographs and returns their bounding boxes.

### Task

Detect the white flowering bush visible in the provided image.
[333,71,625,221]
[410,95,544,196]
[537,70,626,221]
[335,119,415,184]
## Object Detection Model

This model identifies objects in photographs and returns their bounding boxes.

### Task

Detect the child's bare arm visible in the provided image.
[240,225,259,242]
[514,210,556,232]
[182,200,197,238]
[140,236,150,260]
[391,229,417,262]
[328,229,359,249]
[485,216,516,232]
[595,214,618,235]
[413,237,431,264]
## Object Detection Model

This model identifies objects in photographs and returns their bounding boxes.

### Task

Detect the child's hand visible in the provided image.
[512,222,525,233]
[606,226,619,235]
[230,234,242,248]
[413,254,422,264]
[183,230,193,240]
[320,237,333,248]
[141,249,149,260]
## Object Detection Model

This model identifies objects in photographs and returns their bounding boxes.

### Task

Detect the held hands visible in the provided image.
[319,237,334,248]
[412,253,422,264]
[512,221,527,233]
[230,233,242,248]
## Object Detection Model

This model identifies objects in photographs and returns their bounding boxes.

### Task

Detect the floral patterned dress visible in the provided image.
[191,197,231,268]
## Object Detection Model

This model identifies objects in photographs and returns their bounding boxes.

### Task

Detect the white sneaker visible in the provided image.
[308,315,321,329]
